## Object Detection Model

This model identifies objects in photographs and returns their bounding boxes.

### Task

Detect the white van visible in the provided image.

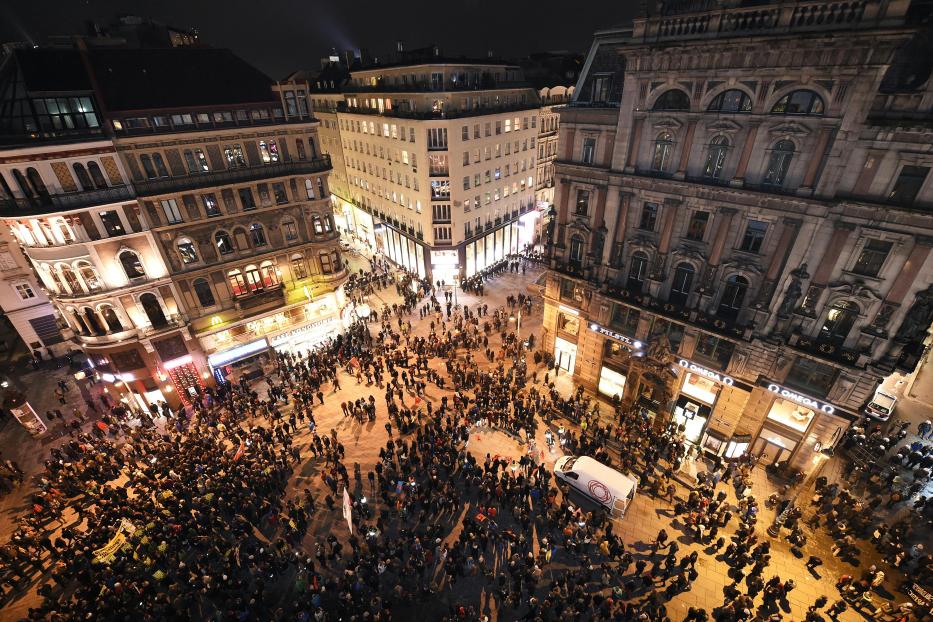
[864,390,897,421]
[554,455,638,517]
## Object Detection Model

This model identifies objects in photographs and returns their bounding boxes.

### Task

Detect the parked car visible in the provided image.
[864,390,897,421]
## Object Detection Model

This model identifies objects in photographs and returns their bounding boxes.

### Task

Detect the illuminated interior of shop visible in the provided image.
[598,367,626,399]
[766,397,816,432]
[680,372,720,404]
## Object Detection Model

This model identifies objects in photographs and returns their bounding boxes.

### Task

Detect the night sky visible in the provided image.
[1,0,637,79]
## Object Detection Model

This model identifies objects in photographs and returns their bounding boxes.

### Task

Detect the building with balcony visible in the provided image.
[310,56,546,283]
[543,0,933,473]
[0,43,346,408]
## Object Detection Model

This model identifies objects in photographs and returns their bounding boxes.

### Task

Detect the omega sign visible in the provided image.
[767,384,835,415]
[678,360,734,386]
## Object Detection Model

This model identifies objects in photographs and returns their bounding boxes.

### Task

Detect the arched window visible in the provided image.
[76,261,102,291]
[763,140,795,187]
[215,231,234,255]
[320,252,334,274]
[628,251,649,292]
[44,265,66,292]
[183,150,199,174]
[177,238,198,264]
[703,136,730,179]
[119,250,146,280]
[59,265,82,293]
[717,275,749,320]
[250,223,267,247]
[652,89,690,111]
[193,278,216,307]
[152,153,169,177]
[652,132,674,173]
[228,269,248,296]
[140,155,157,179]
[82,307,104,335]
[100,306,123,332]
[282,218,299,241]
[72,163,93,191]
[26,168,48,197]
[87,162,107,189]
[233,227,249,250]
[57,219,73,243]
[260,261,278,288]
[71,309,89,334]
[569,234,584,265]
[819,300,859,346]
[669,263,695,306]
[291,254,307,279]
[707,90,752,113]
[139,293,167,328]
[244,265,263,292]
[771,90,824,115]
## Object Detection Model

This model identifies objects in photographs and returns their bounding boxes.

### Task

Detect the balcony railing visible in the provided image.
[133,157,332,197]
[0,185,135,216]
[234,285,285,311]
[337,102,540,121]
[789,332,866,368]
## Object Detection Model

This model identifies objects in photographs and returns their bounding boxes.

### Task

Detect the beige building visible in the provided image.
[0,44,345,408]
[312,60,546,283]
[544,0,933,474]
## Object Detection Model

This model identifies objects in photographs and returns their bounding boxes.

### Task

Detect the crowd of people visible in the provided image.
[0,250,929,622]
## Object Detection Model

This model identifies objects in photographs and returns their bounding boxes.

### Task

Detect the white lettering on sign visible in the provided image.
[678,359,734,386]
[589,322,641,349]
[767,384,835,414]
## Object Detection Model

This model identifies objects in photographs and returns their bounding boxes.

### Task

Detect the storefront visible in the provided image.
[554,337,577,374]
[162,354,204,406]
[382,225,425,278]
[269,316,340,354]
[752,380,838,467]
[673,359,734,445]
[464,221,520,277]
[597,366,626,400]
[351,204,377,251]
[207,338,271,384]
[430,249,460,286]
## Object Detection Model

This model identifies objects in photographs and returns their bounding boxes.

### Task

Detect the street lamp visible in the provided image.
[509,308,523,337]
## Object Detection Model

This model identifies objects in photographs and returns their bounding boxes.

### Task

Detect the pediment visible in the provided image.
[766,121,811,137]
[704,118,743,134]
[651,116,684,131]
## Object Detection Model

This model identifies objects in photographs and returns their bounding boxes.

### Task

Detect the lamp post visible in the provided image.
[509,308,523,338]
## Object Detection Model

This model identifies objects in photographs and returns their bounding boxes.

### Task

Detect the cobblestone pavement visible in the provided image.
[0,254,921,621]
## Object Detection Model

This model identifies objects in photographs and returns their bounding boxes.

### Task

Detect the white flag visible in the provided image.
[342,487,353,535]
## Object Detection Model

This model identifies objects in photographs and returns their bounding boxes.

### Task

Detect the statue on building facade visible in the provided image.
[778,264,809,319]
[894,284,933,343]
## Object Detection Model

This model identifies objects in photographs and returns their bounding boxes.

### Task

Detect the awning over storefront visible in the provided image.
[207,338,269,369]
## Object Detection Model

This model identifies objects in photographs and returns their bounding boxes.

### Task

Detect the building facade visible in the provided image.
[311,60,546,283]
[543,0,933,475]
[0,44,346,409]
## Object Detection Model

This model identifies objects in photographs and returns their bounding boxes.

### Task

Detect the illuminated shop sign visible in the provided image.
[767,383,835,415]
[269,317,338,347]
[589,322,642,349]
[678,359,734,386]
[207,338,269,368]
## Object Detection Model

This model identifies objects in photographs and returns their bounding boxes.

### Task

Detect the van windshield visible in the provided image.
[562,457,577,471]
[870,401,891,414]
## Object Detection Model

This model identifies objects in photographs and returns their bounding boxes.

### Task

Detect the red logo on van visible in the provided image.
[588,480,611,502]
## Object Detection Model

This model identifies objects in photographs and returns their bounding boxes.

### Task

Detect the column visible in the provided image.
[799,222,854,315]
[592,187,608,270]
[700,208,737,292]
[851,149,886,197]
[755,218,801,307]
[730,123,760,187]
[562,127,576,161]
[800,126,834,191]
[610,192,632,268]
[869,237,933,335]
[674,120,698,180]
[624,117,643,173]
[554,180,570,250]
[601,190,622,266]
[650,199,679,281]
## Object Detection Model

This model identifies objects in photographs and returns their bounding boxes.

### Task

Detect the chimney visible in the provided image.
[487,50,494,58]
[433,45,440,57]
[396,40,404,53]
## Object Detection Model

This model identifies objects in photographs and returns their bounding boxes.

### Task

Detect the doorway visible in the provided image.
[554,337,577,374]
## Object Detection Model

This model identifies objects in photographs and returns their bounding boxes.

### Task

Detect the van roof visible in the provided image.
[572,456,638,496]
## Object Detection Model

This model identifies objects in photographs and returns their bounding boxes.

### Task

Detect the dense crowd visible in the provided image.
[0,252,929,622]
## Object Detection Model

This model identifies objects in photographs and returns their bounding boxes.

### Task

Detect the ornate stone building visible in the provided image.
[543,0,933,473]
[0,43,345,408]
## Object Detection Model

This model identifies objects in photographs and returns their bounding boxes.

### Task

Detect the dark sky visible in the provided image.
[1,0,637,79]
